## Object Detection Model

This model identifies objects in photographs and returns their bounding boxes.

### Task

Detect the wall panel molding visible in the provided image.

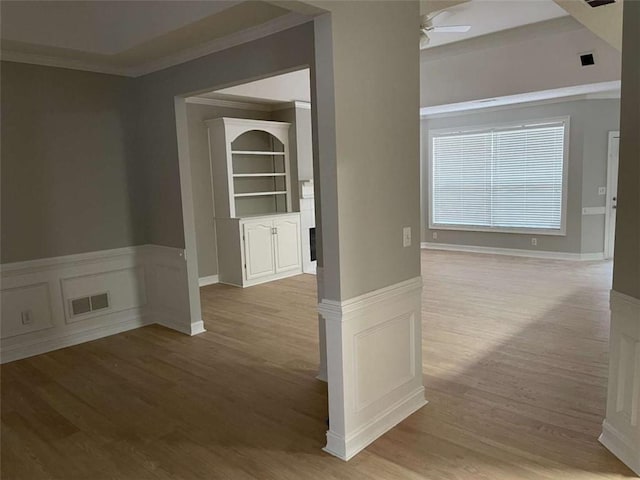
[600,290,640,476]
[1,244,203,363]
[319,277,426,460]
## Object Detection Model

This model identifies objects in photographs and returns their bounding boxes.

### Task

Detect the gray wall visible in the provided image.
[421,99,620,254]
[313,2,421,299]
[420,18,621,107]
[0,62,144,263]
[186,103,271,278]
[613,2,640,299]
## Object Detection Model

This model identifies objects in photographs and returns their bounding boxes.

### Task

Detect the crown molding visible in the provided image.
[185,96,272,112]
[0,51,130,77]
[1,11,312,78]
[420,81,621,118]
[293,100,311,110]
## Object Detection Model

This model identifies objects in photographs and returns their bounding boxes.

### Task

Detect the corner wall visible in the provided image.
[0,62,145,263]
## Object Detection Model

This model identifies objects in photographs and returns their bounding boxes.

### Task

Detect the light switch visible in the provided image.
[403,227,411,247]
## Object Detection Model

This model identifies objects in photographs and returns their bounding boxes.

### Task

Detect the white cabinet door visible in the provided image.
[243,221,275,280]
[273,217,301,273]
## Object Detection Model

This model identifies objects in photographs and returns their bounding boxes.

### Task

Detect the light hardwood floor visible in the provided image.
[1,251,635,479]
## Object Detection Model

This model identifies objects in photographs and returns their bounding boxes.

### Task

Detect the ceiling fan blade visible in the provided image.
[428,25,471,33]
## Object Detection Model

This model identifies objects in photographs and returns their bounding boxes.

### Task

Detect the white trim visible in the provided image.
[427,116,570,237]
[583,206,606,215]
[319,276,426,461]
[421,242,605,261]
[1,12,312,78]
[318,277,423,319]
[0,246,144,275]
[599,421,640,476]
[198,275,219,287]
[324,387,427,461]
[186,96,272,112]
[0,50,131,77]
[0,313,152,365]
[420,81,621,118]
[600,290,640,476]
[1,244,203,363]
[605,131,620,260]
[270,100,312,112]
[293,101,311,110]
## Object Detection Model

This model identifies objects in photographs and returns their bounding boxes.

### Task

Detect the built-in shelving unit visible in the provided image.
[205,117,301,287]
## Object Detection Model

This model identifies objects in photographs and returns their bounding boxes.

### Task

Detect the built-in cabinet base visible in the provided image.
[216,213,302,288]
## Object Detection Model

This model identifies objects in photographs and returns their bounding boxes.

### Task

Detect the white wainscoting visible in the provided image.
[421,242,605,261]
[600,290,640,476]
[1,245,202,364]
[318,277,427,461]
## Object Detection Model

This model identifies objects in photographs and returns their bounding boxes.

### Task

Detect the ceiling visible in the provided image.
[423,0,569,48]
[202,69,311,104]
[0,0,310,77]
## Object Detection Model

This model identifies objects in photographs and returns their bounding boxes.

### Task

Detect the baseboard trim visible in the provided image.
[599,420,640,476]
[324,387,427,461]
[156,315,206,336]
[421,242,605,261]
[1,244,204,363]
[0,313,152,364]
[198,275,219,287]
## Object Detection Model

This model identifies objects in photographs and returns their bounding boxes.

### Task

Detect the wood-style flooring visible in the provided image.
[1,251,636,479]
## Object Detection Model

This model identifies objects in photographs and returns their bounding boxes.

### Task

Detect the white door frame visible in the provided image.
[604,131,620,260]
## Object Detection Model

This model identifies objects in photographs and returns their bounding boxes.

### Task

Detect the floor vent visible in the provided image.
[70,293,110,316]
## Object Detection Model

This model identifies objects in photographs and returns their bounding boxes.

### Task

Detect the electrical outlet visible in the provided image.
[432,231,438,240]
[598,187,606,195]
[403,227,411,247]
[531,238,537,246]
[21,310,33,325]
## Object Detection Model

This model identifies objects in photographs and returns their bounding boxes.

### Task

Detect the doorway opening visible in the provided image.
[604,131,620,260]
[171,67,327,416]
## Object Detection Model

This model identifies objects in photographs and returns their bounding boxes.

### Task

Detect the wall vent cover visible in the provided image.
[584,0,615,7]
[580,53,595,66]
[70,292,110,316]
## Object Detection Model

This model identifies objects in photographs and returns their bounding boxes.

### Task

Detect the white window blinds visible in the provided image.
[431,121,567,233]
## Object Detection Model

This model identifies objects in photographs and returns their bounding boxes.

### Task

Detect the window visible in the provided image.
[429,118,568,235]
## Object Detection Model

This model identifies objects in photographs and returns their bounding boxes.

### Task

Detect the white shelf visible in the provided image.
[231,150,286,156]
[234,191,288,198]
[233,173,287,178]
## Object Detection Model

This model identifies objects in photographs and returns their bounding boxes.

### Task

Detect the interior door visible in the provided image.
[273,217,301,273]
[243,220,275,280]
[605,133,620,260]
